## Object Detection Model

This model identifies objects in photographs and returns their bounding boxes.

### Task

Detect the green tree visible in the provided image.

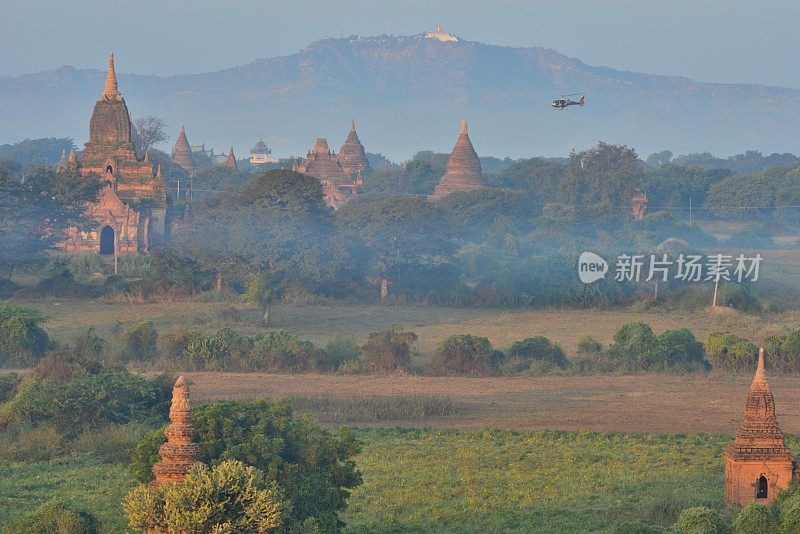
[0,165,99,276]
[705,332,758,372]
[558,142,642,226]
[731,502,778,534]
[125,460,286,533]
[360,331,412,373]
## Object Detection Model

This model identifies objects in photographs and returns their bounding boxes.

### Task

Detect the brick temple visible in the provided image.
[171,125,195,172]
[293,122,368,208]
[724,348,796,507]
[432,120,485,199]
[59,52,167,257]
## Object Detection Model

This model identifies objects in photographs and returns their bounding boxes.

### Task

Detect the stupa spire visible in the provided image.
[754,347,766,383]
[460,119,468,135]
[102,52,121,100]
[226,146,237,170]
[156,164,162,178]
[152,376,198,485]
[171,125,194,172]
[431,119,485,199]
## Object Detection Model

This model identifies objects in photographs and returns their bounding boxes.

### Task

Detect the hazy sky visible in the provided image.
[1,0,799,87]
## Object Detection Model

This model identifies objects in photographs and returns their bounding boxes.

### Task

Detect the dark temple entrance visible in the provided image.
[100,225,115,255]
[757,475,768,499]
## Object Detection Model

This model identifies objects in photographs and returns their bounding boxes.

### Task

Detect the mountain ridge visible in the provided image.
[1,34,799,160]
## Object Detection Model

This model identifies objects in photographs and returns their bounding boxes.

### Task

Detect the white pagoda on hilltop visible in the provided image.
[425,25,458,42]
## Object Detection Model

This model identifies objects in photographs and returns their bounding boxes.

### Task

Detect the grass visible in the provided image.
[0,455,134,532]
[4,429,793,533]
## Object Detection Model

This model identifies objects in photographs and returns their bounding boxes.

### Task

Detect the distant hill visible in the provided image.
[2,34,800,160]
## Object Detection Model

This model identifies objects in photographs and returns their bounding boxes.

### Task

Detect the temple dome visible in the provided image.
[432,120,485,199]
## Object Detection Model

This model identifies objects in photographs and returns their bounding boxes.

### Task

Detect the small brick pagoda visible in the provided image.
[171,125,195,172]
[432,120,485,199]
[60,52,167,257]
[226,146,237,170]
[338,120,371,178]
[152,376,198,486]
[725,348,796,507]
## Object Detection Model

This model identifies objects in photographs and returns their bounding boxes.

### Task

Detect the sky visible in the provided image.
[1,0,799,88]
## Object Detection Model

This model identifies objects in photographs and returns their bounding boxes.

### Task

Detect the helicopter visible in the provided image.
[552,93,585,110]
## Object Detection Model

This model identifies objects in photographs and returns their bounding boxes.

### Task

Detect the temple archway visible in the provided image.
[756,475,769,499]
[99,225,115,255]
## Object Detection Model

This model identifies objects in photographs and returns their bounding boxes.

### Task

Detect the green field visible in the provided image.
[3,429,789,533]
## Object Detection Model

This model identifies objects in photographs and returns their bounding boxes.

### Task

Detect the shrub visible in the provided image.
[1,500,97,534]
[505,336,568,373]
[718,283,761,314]
[706,332,758,372]
[160,326,194,363]
[323,337,362,372]
[606,323,707,372]
[576,335,603,358]
[731,503,778,534]
[130,398,362,530]
[34,352,74,381]
[428,334,501,376]
[658,328,707,371]
[671,506,727,534]
[1,367,171,438]
[778,492,800,533]
[765,329,800,373]
[0,372,21,402]
[361,331,412,374]
[0,424,63,462]
[125,460,286,533]
[72,422,152,463]
[183,328,252,371]
[67,253,104,279]
[73,328,106,362]
[606,322,661,371]
[250,330,321,372]
[0,302,49,367]
[121,321,158,363]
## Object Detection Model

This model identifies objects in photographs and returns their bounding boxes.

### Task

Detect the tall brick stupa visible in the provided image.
[338,120,370,178]
[725,348,796,507]
[432,120,485,199]
[152,376,198,485]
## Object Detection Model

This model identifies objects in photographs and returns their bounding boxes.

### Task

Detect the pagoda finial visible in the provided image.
[156,164,162,178]
[143,149,150,163]
[460,120,468,135]
[103,51,120,99]
[351,120,357,131]
[68,147,77,163]
[755,347,766,383]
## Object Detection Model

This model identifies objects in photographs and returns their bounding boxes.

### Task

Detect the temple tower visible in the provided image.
[432,120,485,199]
[153,376,199,485]
[725,348,796,507]
[171,126,194,172]
[339,120,370,178]
[226,146,237,170]
[80,52,152,181]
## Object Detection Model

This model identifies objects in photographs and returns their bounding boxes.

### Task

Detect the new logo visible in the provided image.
[578,252,608,284]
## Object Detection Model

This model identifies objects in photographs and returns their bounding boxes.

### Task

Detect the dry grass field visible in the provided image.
[182,371,800,435]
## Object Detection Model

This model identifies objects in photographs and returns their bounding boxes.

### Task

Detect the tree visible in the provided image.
[125,460,286,533]
[732,503,778,534]
[0,165,99,276]
[336,195,448,299]
[645,150,673,167]
[558,142,642,226]
[132,115,168,155]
